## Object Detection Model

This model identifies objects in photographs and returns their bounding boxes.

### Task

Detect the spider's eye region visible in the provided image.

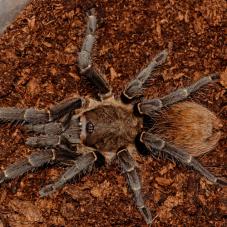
[86,121,94,134]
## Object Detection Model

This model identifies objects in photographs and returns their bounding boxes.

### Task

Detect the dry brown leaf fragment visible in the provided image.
[173,72,185,80]
[43,42,52,48]
[90,180,111,199]
[159,163,175,175]
[9,200,43,222]
[27,16,36,30]
[27,77,40,95]
[110,67,119,81]
[64,43,77,53]
[156,21,162,39]
[155,177,174,186]
[157,192,184,220]
[220,68,227,88]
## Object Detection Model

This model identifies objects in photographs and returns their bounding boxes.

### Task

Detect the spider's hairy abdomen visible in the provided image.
[152,102,222,156]
[83,102,141,152]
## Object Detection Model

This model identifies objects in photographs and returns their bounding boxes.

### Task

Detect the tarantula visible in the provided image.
[0,10,226,225]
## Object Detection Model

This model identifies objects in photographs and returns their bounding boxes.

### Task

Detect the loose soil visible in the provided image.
[0,0,226,226]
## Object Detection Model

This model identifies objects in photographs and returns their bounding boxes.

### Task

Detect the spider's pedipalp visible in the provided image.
[26,135,65,148]
[26,122,63,135]
[0,149,56,183]
[117,147,152,225]
[141,132,226,186]
[123,50,168,100]
[138,73,219,115]
[39,149,97,197]
[26,129,82,150]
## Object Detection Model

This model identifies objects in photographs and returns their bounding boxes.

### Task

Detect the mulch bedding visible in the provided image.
[0,0,226,226]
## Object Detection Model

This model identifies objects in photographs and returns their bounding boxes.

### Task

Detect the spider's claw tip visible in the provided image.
[217,178,227,186]
[155,49,168,65]
[139,206,153,225]
[210,72,220,81]
[39,184,56,197]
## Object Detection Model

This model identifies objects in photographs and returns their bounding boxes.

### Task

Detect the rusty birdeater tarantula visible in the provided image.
[0,10,226,225]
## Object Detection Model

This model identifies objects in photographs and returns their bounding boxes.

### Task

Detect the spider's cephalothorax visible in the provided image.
[0,10,226,225]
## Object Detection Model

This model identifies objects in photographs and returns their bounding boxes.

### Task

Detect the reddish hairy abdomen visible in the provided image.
[151,102,222,156]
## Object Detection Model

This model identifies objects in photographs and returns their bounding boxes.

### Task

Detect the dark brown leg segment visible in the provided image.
[123,50,168,100]
[39,149,97,197]
[138,74,219,115]
[0,149,56,183]
[78,10,111,98]
[141,132,226,186]
[117,148,152,224]
[0,97,85,125]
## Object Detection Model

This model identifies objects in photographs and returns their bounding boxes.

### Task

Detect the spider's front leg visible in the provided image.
[78,9,112,99]
[117,147,152,224]
[140,132,227,186]
[123,50,168,100]
[138,73,219,115]
[39,146,97,196]
[0,97,85,125]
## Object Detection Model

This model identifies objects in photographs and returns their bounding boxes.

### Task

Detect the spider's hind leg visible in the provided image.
[138,73,219,115]
[141,132,227,186]
[117,147,152,224]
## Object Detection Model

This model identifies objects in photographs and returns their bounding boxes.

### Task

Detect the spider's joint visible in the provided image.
[125,166,135,173]
[3,170,8,178]
[182,88,189,97]
[28,156,36,167]
[47,109,52,122]
[86,14,97,35]
[80,63,92,74]
[154,139,165,150]
[90,151,98,162]
[132,185,141,192]
[137,99,163,114]
[139,132,146,143]
[57,135,62,145]
[51,149,56,161]
[186,155,192,164]
[98,89,113,101]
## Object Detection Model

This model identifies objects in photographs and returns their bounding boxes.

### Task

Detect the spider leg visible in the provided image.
[26,133,80,150]
[26,122,63,135]
[0,149,57,183]
[138,73,219,115]
[26,115,80,134]
[123,50,168,100]
[78,9,111,99]
[117,147,152,224]
[39,148,97,197]
[0,97,85,125]
[140,132,227,186]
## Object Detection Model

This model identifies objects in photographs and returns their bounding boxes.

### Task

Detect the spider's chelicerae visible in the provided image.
[0,10,226,224]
